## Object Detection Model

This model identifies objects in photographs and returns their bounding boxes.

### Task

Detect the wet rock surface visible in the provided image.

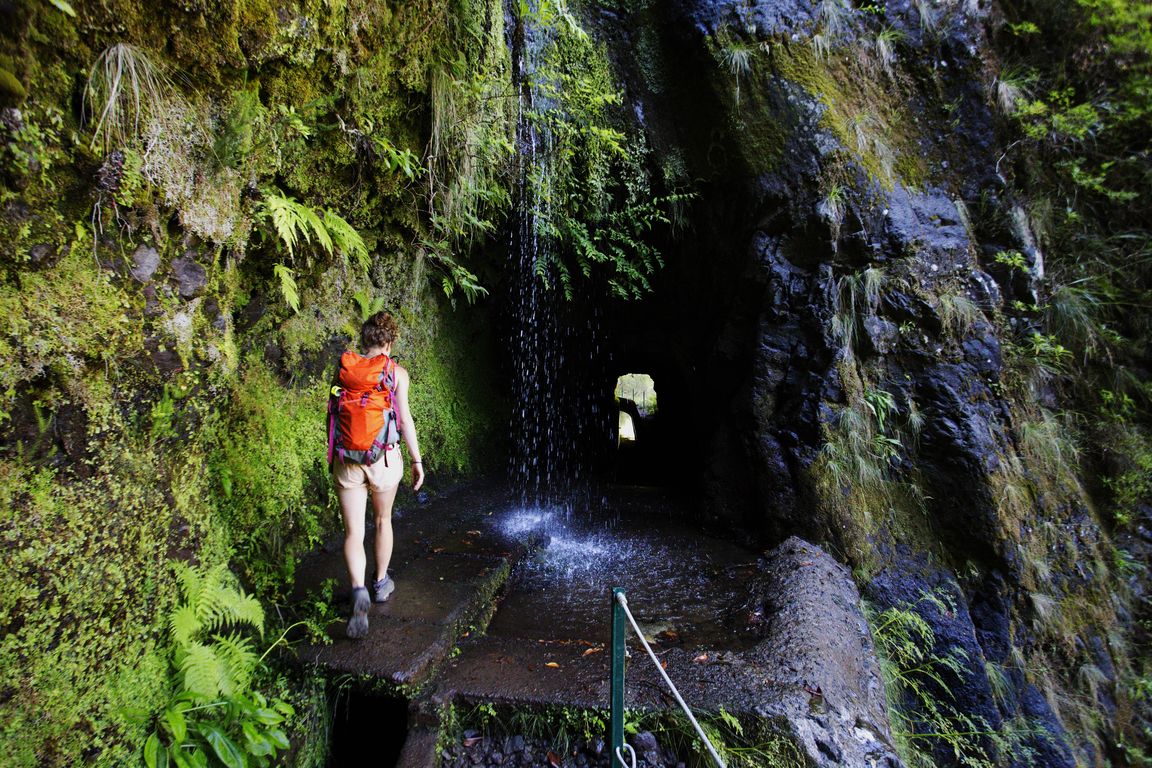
[294,481,534,689]
[439,730,683,768]
[171,253,208,298]
[744,537,902,768]
[130,244,161,283]
[296,485,903,767]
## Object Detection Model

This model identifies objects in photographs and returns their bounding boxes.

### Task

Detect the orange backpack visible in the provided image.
[327,352,401,466]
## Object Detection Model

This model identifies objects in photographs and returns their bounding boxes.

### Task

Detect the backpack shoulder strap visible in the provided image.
[376,355,397,394]
[327,353,347,467]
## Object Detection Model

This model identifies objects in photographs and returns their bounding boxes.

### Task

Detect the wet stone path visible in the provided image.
[293,482,776,766]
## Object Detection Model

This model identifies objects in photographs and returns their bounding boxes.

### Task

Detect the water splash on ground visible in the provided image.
[491,489,759,649]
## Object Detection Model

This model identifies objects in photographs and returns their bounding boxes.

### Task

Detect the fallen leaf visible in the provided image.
[545,661,560,668]
[547,750,563,767]
[467,530,482,536]
[693,654,709,663]
[431,547,445,554]
[582,647,604,657]
[461,539,473,545]
[660,659,667,670]
[463,736,484,748]
[799,560,814,566]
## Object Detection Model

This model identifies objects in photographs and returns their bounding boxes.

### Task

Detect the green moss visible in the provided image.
[207,357,334,599]
[0,228,140,422]
[705,31,788,172]
[0,68,26,105]
[0,458,174,765]
[770,41,927,189]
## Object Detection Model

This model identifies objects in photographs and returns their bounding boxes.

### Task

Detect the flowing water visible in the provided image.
[505,0,605,509]
[497,4,757,649]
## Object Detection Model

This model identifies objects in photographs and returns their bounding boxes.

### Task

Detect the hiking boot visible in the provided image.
[347,587,370,639]
[372,575,395,603]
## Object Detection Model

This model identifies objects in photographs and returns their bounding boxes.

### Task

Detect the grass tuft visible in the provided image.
[937,291,984,337]
[84,43,171,154]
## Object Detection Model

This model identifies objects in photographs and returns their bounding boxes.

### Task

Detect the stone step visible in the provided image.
[294,483,534,695]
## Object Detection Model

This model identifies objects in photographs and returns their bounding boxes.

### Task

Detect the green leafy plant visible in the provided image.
[212,88,265,171]
[272,265,300,314]
[819,183,847,233]
[867,592,996,768]
[351,290,387,322]
[365,133,420,180]
[649,708,806,768]
[257,192,368,269]
[875,27,905,78]
[863,388,904,462]
[421,238,490,305]
[993,66,1032,114]
[256,192,371,313]
[722,42,756,105]
[1025,332,1072,374]
[832,266,886,350]
[144,562,294,768]
[993,250,1027,271]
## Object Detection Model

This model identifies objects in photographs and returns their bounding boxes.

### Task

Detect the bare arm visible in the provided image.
[394,365,424,491]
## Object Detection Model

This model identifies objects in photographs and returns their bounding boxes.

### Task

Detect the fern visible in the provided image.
[264,194,306,255]
[149,563,292,768]
[868,592,997,768]
[258,193,371,316]
[298,202,331,254]
[352,290,386,322]
[180,641,227,700]
[170,562,264,647]
[273,264,300,313]
[211,632,259,697]
[169,604,201,650]
[324,210,370,271]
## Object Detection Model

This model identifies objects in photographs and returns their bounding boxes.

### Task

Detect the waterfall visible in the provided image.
[505,0,603,509]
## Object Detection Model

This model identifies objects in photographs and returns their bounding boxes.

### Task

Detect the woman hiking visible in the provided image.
[328,311,425,639]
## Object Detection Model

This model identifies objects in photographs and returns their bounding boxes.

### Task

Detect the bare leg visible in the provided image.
[338,486,369,588]
[372,485,400,583]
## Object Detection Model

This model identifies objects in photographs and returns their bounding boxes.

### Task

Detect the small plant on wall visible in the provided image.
[143,562,294,768]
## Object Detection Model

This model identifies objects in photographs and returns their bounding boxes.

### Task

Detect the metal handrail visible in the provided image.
[609,587,726,768]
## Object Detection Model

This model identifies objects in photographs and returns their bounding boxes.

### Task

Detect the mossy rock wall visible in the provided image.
[0,0,507,764]
[3,0,1151,766]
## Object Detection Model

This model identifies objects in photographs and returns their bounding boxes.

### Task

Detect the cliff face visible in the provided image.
[1,0,1148,765]
[594,0,1150,764]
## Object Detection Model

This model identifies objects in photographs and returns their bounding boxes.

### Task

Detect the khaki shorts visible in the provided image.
[333,446,403,492]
